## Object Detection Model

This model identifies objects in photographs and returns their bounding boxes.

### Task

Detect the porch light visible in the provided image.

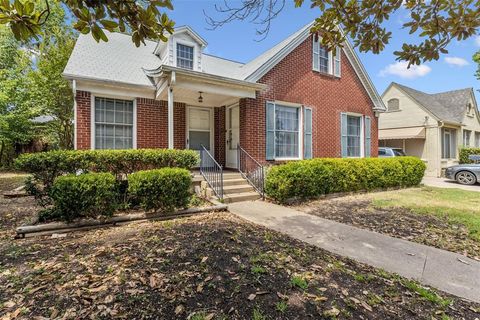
[198,91,203,103]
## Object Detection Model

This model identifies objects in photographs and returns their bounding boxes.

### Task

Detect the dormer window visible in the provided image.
[176,43,194,70]
[467,103,473,115]
[312,35,341,77]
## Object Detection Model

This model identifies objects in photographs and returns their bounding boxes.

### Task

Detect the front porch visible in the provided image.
[144,65,266,169]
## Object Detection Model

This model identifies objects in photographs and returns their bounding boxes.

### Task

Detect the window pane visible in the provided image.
[275,131,299,158]
[276,106,299,131]
[94,97,133,150]
[346,115,361,157]
[177,43,194,70]
[189,131,210,151]
[319,45,329,73]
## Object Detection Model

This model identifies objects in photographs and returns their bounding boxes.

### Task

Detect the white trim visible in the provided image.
[343,112,365,158]
[72,80,77,150]
[186,106,215,154]
[173,39,198,71]
[90,95,137,150]
[225,104,240,168]
[267,100,303,161]
[167,86,174,149]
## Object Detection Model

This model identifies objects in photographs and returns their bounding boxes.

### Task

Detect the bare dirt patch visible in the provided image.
[296,196,480,261]
[1,212,479,319]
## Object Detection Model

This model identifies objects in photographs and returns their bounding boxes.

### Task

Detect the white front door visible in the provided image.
[226,105,240,168]
[187,106,213,153]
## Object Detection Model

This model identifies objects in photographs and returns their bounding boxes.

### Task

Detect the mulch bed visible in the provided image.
[297,197,480,261]
[1,212,479,319]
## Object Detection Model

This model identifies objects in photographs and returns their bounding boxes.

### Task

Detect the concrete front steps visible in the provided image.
[206,172,262,204]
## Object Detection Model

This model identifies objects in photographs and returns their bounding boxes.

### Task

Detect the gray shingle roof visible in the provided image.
[393,83,473,124]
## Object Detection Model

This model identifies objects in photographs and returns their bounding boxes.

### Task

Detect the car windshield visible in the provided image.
[392,149,406,156]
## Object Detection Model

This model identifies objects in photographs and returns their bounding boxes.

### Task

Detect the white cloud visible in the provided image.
[379,61,431,79]
[475,36,480,47]
[444,56,469,67]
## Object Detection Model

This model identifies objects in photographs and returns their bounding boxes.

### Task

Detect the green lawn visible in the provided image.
[371,187,480,242]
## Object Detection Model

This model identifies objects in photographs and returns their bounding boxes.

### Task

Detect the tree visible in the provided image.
[205,0,480,66]
[0,1,76,165]
[0,0,175,47]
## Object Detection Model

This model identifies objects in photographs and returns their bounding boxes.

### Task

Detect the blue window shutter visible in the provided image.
[303,107,312,159]
[365,116,371,157]
[266,102,275,160]
[341,113,348,158]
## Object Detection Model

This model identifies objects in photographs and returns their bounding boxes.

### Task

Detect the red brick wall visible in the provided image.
[75,94,186,150]
[240,35,378,163]
[75,91,91,150]
[214,106,226,166]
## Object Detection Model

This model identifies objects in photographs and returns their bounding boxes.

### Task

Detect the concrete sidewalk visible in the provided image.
[229,201,480,303]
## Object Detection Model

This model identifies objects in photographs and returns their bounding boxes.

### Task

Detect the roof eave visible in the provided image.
[62,73,156,90]
[146,65,267,90]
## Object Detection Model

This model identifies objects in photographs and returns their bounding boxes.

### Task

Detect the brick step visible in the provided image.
[215,192,261,204]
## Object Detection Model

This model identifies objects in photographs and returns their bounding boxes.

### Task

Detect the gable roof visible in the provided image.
[64,23,386,111]
[390,83,475,124]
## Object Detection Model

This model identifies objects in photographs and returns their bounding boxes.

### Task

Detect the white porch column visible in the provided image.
[167,86,174,149]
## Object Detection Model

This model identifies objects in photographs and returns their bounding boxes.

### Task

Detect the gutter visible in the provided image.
[62,73,156,90]
[144,65,267,91]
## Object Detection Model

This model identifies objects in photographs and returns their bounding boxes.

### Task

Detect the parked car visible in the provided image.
[445,155,480,185]
[378,147,406,158]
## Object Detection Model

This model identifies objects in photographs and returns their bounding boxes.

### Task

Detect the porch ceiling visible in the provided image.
[157,86,240,107]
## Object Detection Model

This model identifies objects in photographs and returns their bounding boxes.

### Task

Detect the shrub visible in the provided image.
[15,149,199,203]
[128,168,192,212]
[459,148,480,164]
[265,157,426,203]
[47,172,118,222]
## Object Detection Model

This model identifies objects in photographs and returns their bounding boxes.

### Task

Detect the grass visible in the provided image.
[371,187,480,241]
[401,280,452,308]
[290,275,308,290]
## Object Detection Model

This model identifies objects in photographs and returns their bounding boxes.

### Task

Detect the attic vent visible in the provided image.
[387,98,400,112]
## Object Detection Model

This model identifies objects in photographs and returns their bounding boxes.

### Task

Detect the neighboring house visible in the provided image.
[63,23,385,170]
[380,82,480,177]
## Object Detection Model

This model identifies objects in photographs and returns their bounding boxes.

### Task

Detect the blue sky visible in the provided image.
[168,0,480,101]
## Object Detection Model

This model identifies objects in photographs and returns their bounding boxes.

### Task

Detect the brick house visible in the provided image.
[64,22,385,175]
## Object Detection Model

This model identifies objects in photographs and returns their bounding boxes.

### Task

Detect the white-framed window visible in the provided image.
[346,115,362,157]
[387,98,400,112]
[312,35,341,77]
[463,130,472,147]
[176,43,194,70]
[475,131,480,148]
[94,97,134,149]
[442,128,457,159]
[274,104,300,159]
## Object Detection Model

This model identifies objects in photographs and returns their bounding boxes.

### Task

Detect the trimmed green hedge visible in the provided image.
[459,148,480,164]
[45,172,118,222]
[128,168,192,212]
[16,149,199,188]
[265,157,426,203]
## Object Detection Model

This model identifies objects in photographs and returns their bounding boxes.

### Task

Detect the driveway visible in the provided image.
[422,176,480,192]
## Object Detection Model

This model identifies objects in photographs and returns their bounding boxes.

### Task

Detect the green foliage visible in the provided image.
[459,147,480,164]
[290,275,308,290]
[265,157,426,203]
[47,172,118,221]
[128,168,191,212]
[0,0,175,47]
[402,280,452,308]
[209,0,480,65]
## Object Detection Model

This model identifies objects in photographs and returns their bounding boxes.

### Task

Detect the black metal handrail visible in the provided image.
[200,145,223,199]
[237,144,264,198]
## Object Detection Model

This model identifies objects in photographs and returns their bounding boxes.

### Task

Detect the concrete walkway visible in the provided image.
[422,176,480,192]
[229,201,480,303]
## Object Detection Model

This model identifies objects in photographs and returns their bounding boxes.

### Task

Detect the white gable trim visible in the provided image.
[244,24,386,112]
[154,26,208,55]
